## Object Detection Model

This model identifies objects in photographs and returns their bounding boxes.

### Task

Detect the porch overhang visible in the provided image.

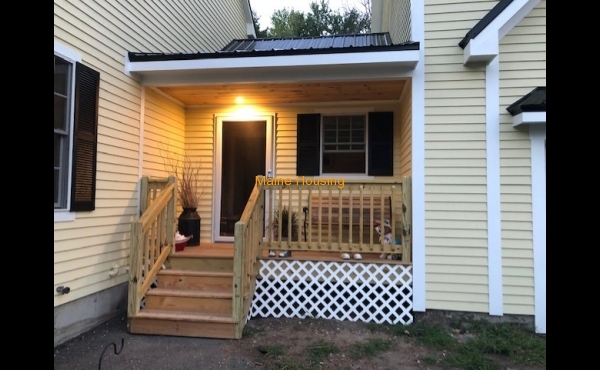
[506,87,546,128]
[125,48,420,86]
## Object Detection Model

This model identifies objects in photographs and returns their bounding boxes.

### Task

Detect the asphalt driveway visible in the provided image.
[53,312,255,370]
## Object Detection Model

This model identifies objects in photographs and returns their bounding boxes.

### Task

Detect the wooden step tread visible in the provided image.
[159,269,233,277]
[136,309,235,323]
[146,287,232,298]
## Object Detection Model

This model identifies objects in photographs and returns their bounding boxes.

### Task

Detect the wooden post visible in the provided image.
[402,176,412,263]
[127,222,143,318]
[139,176,149,216]
[232,221,245,323]
[167,176,176,254]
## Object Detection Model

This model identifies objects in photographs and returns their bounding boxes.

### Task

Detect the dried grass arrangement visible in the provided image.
[160,143,205,209]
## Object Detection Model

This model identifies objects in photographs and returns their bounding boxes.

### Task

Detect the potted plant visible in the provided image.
[269,206,299,257]
[160,143,205,246]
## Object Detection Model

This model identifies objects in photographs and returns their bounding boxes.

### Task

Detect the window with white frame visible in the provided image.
[296,111,394,177]
[54,55,72,209]
[54,50,100,212]
[322,115,366,174]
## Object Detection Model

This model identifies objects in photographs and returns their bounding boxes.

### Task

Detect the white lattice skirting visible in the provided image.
[249,260,413,325]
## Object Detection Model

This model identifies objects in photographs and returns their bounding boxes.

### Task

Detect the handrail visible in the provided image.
[128,175,177,319]
[232,183,264,338]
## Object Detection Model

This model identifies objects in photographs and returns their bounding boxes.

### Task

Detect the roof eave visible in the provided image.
[125,49,420,86]
[461,0,540,66]
[512,112,546,128]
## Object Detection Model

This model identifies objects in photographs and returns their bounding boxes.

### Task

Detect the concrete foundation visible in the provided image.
[54,282,128,348]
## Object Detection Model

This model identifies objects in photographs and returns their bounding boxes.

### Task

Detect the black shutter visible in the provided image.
[368,111,394,176]
[70,62,100,212]
[296,113,321,176]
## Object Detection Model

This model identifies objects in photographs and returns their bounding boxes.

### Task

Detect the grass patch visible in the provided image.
[407,321,457,350]
[304,340,338,364]
[465,321,546,366]
[349,338,394,359]
[242,324,266,338]
[260,344,286,358]
[420,355,438,365]
[263,358,312,370]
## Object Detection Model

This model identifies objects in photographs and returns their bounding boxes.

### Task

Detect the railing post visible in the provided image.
[128,222,143,318]
[139,176,149,216]
[402,176,412,263]
[167,175,177,254]
[232,221,245,324]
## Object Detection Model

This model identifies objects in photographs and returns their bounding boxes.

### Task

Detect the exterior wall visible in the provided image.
[142,88,186,178]
[54,0,249,344]
[498,0,546,316]
[422,0,497,313]
[186,99,412,242]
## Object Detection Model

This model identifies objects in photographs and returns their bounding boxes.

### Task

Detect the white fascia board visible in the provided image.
[463,0,540,65]
[127,50,419,85]
[512,112,546,127]
[128,50,419,73]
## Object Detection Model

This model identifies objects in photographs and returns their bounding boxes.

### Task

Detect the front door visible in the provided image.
[214,116,272,242]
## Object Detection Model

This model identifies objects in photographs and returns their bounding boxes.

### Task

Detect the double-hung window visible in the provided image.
[54,46,100,214]
[296,111,394,176]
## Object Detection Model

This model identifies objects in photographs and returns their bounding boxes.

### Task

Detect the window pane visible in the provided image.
[352,130,364,143]
[322,152,365,173]
[54,56,70,95]
[324,145,337,151]
[54,134,62,167]
[54,95,68,130]
[338,130,350,142]
[338,145,350,150]
[351,145,364,151]
[54,170,60,204]
[323,130,336,142]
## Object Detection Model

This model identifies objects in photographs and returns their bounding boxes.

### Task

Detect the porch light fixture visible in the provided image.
[235,96,244,104]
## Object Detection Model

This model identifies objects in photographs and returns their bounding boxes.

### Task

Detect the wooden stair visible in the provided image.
[128,244,239,339]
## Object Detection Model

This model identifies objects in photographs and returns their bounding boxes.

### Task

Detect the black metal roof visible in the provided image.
[221,32,395,52]
[128,32,419,62]
[458,0,514,49]
[506,87,546,115]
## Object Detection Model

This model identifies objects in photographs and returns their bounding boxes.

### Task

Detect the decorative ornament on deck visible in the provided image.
[175,231,192,252]
[376,219,402,260]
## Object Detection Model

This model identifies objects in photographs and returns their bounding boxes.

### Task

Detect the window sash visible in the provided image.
[54,55,72,209]
[321,115,367,174]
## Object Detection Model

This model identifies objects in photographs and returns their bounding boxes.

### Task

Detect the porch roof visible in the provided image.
[506,86,546,127]
[125,32,419,92]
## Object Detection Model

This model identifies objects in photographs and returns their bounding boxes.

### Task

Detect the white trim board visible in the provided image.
[486,57,503,316]
[530,125,546,334]
[411,0,426,312]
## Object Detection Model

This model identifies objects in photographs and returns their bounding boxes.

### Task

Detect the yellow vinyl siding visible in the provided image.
[54,0,248,307]
[498,0,545,316]
[422,0,496,313]
[183,109,216,242]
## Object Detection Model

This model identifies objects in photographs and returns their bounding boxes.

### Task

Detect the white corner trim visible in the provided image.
[512,112,546,127]
[411,0,426,313]
[463,0,541,65]
[530,125,546,334]
[54,41,82,62]
[486,57,503,316]
[137,87,146,218]
[54,210,76,222]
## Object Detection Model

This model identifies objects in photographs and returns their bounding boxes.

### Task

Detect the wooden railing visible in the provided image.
[127,176,177,319]
[262,177,413,264]
[232,184,265,338]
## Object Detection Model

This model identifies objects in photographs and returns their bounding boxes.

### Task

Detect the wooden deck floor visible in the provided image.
[174,242,408,265]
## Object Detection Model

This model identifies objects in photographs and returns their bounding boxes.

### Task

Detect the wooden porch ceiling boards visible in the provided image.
[157,80,407,106]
